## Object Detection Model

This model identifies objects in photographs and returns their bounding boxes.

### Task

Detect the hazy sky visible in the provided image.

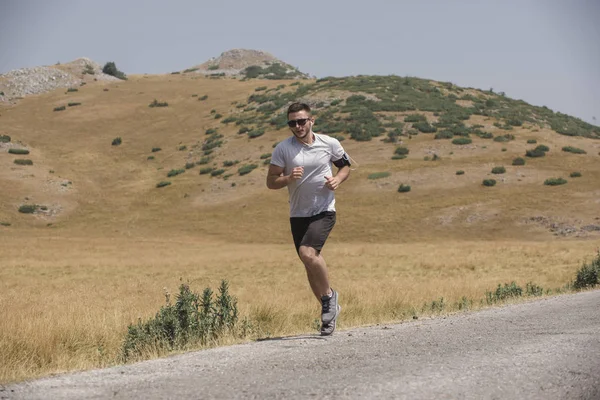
[1,0,598,124]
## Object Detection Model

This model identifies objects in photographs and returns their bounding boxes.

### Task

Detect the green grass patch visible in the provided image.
[544,177,567,186]
[199,167,213,175]
[368,172,390,180]
[452,137,472,145]
[67,102,81,107]
[18,204,38,214]
[53,106,66,112]
[156,181,171,188]
[456,170,465,175]
[223,160,239,167]
[570,171,582,178]
[149,99,169,108]
[152,147,162,153]
[562,146,586,154]
[167,169,185,177]
[14,159,33,165]
[238,164,258,176]
[211,169,225,177]
[8,148,29,155]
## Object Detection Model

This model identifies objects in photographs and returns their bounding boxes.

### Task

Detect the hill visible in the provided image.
[183,48,311,79]
[1,66,599,243]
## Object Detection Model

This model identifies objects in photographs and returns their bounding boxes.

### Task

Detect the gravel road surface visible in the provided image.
[3,290,599,400]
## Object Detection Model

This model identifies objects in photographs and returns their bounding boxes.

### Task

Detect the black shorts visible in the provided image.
[290,211,336,254]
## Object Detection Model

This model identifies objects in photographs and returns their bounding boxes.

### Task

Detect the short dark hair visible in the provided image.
[287,102,311,118]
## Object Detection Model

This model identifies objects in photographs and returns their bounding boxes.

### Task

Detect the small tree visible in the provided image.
[102,61,127,80]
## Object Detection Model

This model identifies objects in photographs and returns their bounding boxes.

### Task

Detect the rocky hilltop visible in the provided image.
[187,48,311,79]
[0,57,119,103]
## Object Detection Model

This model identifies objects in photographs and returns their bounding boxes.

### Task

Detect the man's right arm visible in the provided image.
[266,164,291,190]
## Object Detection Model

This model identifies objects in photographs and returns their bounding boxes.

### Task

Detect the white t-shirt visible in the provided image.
[271,133,346,217]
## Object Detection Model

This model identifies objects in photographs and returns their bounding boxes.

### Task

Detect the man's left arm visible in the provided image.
[325,165,350,191]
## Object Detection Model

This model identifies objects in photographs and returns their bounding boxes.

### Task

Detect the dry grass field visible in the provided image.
[1,70,599,383]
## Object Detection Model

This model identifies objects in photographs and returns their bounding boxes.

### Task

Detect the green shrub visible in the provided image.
[199,167,213,175]
[112,137,122,146]
[67,102,81,107]
[368,172,390,180]
[397,184,411,193]
[66,88,78,92]
[167,169,185,177]
[260,153,272,159]
[491,166,506,174]
[544,177,567,186]
[237,126,250,135]
[573,251,600,289]
[395,147,409,156]
[214,113,223,119]
[183,67,199,73]
[512,157,526,166]
[205,128,218,135]
[263,158,271,165]
[208,65,219,70]
[178,145,187,151]
[248,128,265,139]
[0,222,10,227]
[8,148,29,155]
[485,282,523,304]
[525,148,545,158]
[102,62,127,80]
[199,95,208,101]
[149,99,169,108]
[255,86,268,91]
[147,156,155,160]
[14,159,33,165]
[413,122,437,133]
[570,171,582,178]
[185,162,195,169]
[535,144,550,152]
[221,116,237,124]
[482,179,496,187]
[196,157,211,165]
[525,282,544,297]
[456,170,465,175]
[18,204,37,214]
[452,137,472,145]
[404,114,426,123]
[238,164,258,176]
[211,169,225,177]
[562,146,586,154]
[223,160,239,167]
[434,130,454,140]
[156,181,171,188]
[152,147,162,153]
[53,105,66,112]
[121,281,239,361]
[0,135,11,143]
[493,134,514,142]
[527,139,537,144]
[392,155,406,160]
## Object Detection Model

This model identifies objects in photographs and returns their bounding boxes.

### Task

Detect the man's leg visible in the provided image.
[298,245,332,301]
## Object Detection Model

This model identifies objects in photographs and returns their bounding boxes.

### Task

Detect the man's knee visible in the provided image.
[298,245,320,265]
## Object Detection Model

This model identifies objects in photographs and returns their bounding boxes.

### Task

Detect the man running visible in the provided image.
[266,102,351,336]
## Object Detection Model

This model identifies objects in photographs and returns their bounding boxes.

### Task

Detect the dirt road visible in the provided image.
[4,290,599,399]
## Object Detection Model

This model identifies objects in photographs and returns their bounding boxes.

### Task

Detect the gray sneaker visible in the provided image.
[320,304,341,336]
[321,289,339,324]
[320,290,340,336]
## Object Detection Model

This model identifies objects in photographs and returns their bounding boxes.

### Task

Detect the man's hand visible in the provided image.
[324,175,341,190]
[290,166,304,181]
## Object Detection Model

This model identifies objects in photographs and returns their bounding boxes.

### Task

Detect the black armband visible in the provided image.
[333,153,351,168]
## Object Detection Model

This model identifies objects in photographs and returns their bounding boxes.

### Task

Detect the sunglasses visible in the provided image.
[287,118,311,128]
